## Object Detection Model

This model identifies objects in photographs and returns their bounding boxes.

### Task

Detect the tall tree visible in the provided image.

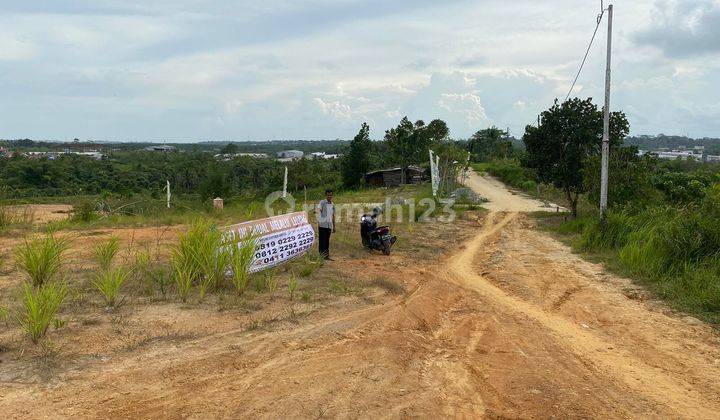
[426,119,450,144]
[523,98,629,217]
[467,126,512,162]
[384,117,437,184]
[341,123,373,188]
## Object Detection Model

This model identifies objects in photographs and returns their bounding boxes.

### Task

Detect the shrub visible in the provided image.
[229,236,257,295]
[18,282,67,344]
[93,236,120,271]
[521,180,537,192]
[93,267,130,307]
[14,234,69,287]
[173,260,195,303]
[171,219,231,300]
[71,199,98,222]
[479,160,535,190]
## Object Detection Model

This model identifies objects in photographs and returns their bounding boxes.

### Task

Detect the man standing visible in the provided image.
[316,189,336,260]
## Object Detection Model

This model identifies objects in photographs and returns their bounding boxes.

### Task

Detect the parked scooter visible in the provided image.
[360,207,397,255]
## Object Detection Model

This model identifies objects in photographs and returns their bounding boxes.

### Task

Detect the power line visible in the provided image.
[564,1,606,102]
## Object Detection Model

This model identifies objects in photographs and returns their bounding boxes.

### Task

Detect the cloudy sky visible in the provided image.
[1,0,719,141]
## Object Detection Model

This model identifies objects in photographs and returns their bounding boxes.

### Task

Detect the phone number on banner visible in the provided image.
[250,224,315,272]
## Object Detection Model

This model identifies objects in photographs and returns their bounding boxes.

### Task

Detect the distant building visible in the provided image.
[74,151,105,160]
[364,166,426,187]
[21,150,106,160]
[24,151,49,159]
[705,155,720,162]
[309,152,339,159]
[145,145,177,152]
[654,150,703,160]
[276,150,304,160]
[214,153,268,161]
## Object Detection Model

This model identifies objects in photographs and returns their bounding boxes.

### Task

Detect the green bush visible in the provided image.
[93,236,120,271]
[18,282,67,344]
[14,234,69,287]
[170,218,231,301]
[520,180,537,192]
[71,199,98,222]
[476,160,536,190]
[93,267,130,307]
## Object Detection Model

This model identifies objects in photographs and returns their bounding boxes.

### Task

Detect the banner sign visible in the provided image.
[223,211,315,273]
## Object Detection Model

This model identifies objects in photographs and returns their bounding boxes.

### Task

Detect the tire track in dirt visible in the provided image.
[442,208,720,418]
[3,173,720,418]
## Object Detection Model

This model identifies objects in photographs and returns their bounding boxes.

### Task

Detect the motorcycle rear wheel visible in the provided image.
[381,238,391,255]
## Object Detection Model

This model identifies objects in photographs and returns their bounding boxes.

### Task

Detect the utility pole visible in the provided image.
[599,3,613,219]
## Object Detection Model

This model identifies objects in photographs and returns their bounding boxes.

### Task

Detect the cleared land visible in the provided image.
[1,173,719,418]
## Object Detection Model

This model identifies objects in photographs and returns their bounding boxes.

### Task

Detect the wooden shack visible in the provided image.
[364,166,426,187]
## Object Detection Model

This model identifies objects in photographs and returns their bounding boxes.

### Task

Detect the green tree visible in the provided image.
[434,139,467,196]
[522,98,629,217]
[583,146,659,207]
[221,143,238,154]
[384,117,436,184]
[467,126,512,162]
[341,123,372,188]
[426,119,450,144]
[199,166,230,201]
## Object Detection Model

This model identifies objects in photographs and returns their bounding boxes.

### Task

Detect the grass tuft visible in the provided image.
[93,236,120,271]
[288,274,298,300]
[229,236,257,295]
[265,269,279,298]
[18,282,67,344]
[92,267,130,307]
[170,219,231,301]
[14,233,69,287]
[299,251,324,277]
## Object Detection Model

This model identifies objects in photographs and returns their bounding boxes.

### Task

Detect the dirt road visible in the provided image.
[2,173,720,418]
[464,170,561,212]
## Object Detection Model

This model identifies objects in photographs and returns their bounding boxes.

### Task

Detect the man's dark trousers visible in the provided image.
[318,227,331,259]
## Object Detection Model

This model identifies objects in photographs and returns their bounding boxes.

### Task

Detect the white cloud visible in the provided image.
[0,0,718,140]
[313,98,353,120]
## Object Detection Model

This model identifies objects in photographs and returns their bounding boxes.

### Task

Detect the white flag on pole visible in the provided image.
[429,149,439,197]
[166,180,171,208]
[282,166,288,198]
